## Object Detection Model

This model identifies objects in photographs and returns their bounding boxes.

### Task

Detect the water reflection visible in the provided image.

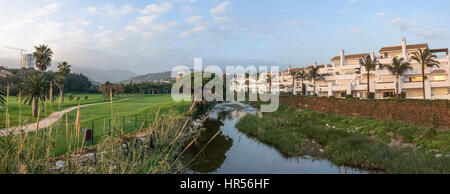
[181,119,233,173]
[182,102,371,174]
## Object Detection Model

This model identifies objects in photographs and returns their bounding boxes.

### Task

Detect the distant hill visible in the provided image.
[71,67,140,83]
[122,71,174,84]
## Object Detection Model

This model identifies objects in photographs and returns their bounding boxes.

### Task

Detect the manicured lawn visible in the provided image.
[47,94,190,155]
[0,94,128,127]
[236,103,450,174]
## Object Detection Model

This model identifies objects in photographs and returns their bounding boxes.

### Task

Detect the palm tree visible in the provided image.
[308,66,323,96]
[266,72,272,94]
[289,69,299,95]
[296,70,308,96]
[410,49,440,99]
[360,55,379,98]
[381,57,412,96]
[33,44,53,72]
[56,61,71,110]
[245,71,250,95]
[20,73,52,117]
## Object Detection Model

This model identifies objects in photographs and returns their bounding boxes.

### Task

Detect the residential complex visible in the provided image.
[231,37,449,100]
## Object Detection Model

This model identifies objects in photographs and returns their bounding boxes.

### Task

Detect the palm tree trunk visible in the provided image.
[396,75,399,96]
[292,78,295,95]
[58,85,63,110]
[32,98,38,117]
[422,65,426,99]
[313,78,316,96]
[367,71,370,98]
[301,79,304,96]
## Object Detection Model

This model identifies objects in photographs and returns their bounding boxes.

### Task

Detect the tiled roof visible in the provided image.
[331,53,369,61]
[378,43,428,53]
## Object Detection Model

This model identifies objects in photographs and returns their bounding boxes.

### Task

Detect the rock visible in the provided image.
[435,154,442,158]
[55,160,65,168]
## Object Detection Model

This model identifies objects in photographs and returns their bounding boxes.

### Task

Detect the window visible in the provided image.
[410,76,424,82]
[433,75,446,81]
[383,92,394,98]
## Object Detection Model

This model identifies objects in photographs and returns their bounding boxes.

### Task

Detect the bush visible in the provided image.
[67,93,74,101]
[76,96,80,101]
[345,94,354,99]
[84,96,88,101]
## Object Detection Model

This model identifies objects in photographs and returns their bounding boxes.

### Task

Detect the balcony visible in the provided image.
[403,82,422,89]
[376,82,396,90]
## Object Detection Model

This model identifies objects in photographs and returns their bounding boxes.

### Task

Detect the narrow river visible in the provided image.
[182,102,371,174]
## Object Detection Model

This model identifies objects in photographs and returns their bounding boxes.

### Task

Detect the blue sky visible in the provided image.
[1,0,450,73]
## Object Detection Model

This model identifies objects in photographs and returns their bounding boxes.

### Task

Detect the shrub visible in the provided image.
[76,96,80,101]
[67,93,74,101]
[84,96,88,101]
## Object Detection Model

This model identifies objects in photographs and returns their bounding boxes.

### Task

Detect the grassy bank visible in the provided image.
[0,94,206,174]
[235,103,450,174]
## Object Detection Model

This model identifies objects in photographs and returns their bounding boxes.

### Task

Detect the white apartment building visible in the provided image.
[229,37,450,100]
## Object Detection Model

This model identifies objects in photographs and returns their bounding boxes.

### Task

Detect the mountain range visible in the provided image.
[71,67,141,83]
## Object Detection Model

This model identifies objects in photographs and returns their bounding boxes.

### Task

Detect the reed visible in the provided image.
[0,94,209,174]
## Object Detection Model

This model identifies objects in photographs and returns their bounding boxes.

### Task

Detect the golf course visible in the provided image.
[1,94,191,156]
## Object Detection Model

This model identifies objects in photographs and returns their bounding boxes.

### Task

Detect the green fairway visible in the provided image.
[0,94,128,128]
[45,94,190,155]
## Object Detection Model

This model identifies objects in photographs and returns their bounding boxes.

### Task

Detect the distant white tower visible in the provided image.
[340,49,345,66]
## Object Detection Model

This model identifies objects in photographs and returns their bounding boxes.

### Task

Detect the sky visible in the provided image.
[1,0,450,74]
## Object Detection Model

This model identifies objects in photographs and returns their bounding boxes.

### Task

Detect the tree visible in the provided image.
[360,55,379,98]
[410,49,440,99]
[266,73,272,94]
[99,82,113,101]
[289,69,298,95]
[308,66,323,96]
[55,61,71,110]
[381,57,412,96]
[295,70,307,96]
[20,73,53,117]
[33,45,53,72]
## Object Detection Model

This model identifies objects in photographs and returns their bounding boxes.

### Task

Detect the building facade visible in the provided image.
[230,37,450,100]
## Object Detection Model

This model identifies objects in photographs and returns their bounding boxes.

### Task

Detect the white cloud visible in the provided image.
[103,4,134,16]
[210,1,231,16]
[136,15,160,25]
[180,25,207,38]
[88,4,134,16]
[389,18,410,31]
[185,15,203,25]
[139,3,172,15]
[31,3,60,17]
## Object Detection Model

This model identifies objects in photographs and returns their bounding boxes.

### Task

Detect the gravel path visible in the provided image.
[0,98,134,136]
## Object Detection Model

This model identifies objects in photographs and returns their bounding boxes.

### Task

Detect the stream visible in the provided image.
[182,102,371,174]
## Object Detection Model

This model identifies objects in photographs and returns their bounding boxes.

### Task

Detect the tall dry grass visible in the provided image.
[0,91,209,174]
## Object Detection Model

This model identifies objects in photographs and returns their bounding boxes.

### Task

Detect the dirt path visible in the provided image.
[0,98,134,136]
